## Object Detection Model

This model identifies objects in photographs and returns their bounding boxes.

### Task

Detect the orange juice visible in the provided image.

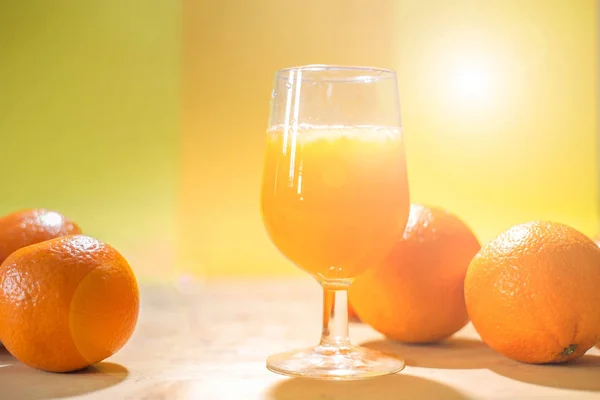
[261,125,409,281]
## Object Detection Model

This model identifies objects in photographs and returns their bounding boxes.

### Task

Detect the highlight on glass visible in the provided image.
[260,65,409,379]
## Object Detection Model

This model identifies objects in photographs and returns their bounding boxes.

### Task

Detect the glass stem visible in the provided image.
[320,283,352,347]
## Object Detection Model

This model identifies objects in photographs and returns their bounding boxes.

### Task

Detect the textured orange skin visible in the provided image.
[349,204,480,343]
[0,235,139,372]
[0,209,81,264]
[465,221,600,364]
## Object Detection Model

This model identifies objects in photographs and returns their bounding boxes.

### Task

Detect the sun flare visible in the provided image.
[451,61,494,101]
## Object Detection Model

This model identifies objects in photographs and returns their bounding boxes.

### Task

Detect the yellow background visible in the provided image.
[183,0,599,277]
[1,1,597,279]
[0,1,179,280]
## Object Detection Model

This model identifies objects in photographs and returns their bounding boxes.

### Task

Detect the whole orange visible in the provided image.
[465,221,600,364]
[349,204,480,343]
[0,208,81,263]
[0,235,139,372]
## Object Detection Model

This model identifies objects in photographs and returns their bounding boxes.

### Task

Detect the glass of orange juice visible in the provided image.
[261,65,409,379]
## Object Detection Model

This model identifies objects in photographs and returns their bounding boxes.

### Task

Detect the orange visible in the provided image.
[0,235,139,372]
[465,221,600,364]
[0,208,81,263]
[349,204,480,343]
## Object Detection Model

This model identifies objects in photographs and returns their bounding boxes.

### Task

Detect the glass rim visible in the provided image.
[274,64,396,82]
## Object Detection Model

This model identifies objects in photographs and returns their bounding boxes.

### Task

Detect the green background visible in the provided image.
[0,1,179,279]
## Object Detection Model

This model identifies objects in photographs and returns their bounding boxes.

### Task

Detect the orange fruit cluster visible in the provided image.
[349,204,600,364]
[0,209,139,372]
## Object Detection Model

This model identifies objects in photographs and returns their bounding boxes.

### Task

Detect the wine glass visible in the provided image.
[261,65,410,379]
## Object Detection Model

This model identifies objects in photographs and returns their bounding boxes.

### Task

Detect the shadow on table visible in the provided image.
[267,374,470,400]
[491,354,600,391]
[362,337,600,391]
[0,361,129,399]
[361,337,496,369]
[0,345,16,366]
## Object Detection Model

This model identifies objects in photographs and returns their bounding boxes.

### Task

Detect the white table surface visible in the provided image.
[1,277,599,399]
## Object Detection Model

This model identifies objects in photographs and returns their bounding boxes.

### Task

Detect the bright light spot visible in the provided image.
[39,211,63,227]
[427,34,517,129]
[452,62,493,101]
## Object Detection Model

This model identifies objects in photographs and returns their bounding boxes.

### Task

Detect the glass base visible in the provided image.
[266,344,405,380]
